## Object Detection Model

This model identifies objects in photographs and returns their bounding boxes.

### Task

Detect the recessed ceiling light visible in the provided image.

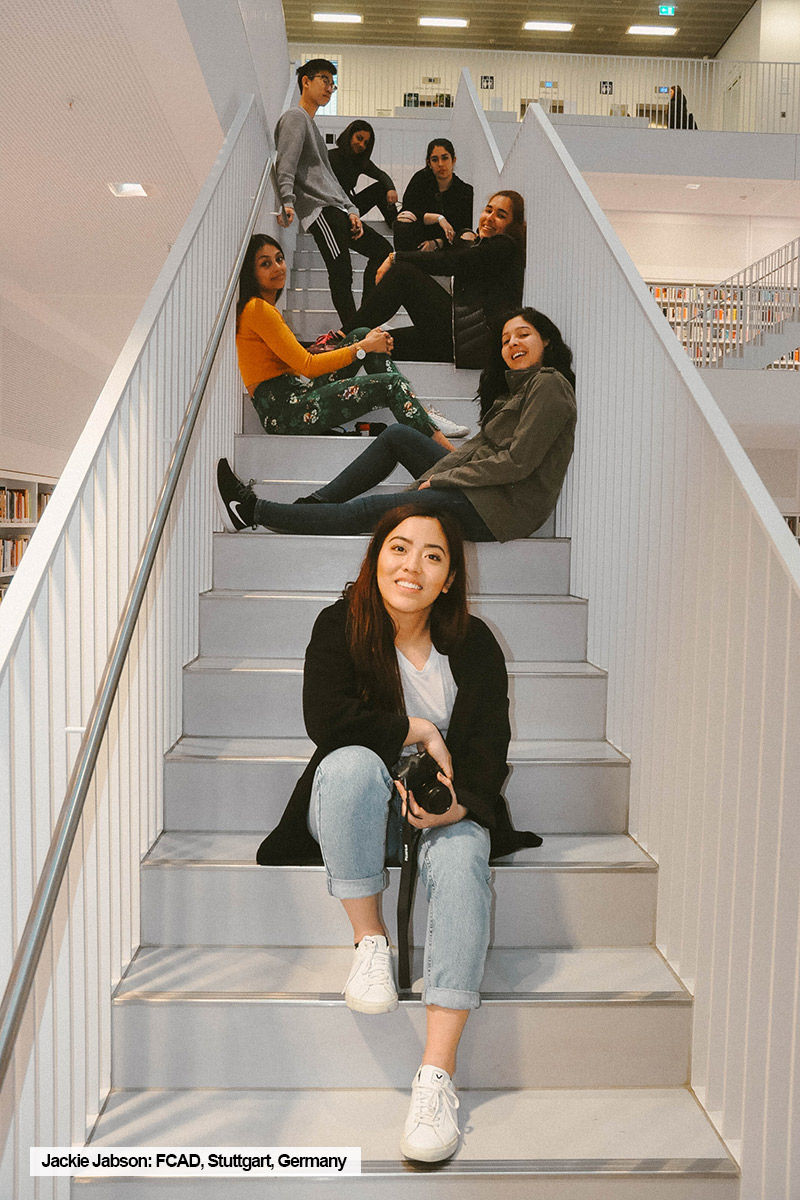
[685,183,701,189]
[627,24,678,34]
[312,12,362,21]
[419,16,469,27]
[523,20,574,31]
[108,183,147,197]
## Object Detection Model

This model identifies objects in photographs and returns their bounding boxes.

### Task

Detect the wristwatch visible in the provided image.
[355,346,366,360]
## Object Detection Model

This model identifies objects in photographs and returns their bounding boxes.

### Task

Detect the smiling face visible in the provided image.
[501,315,548,371]
[350,129,371,156]
[478,194,514,239]
[376,516,454,625]
[253,242,286,302]
[427,145,455,189]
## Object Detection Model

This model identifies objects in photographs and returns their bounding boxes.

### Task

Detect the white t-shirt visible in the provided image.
[397,644,457,755]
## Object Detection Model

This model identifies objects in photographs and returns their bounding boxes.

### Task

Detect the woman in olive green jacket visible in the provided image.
[215,308,577,544]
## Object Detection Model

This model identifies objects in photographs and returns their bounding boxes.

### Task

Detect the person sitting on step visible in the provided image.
[342,190,527,373]
[254,502,542,1162]
[393,138,473,252]
[328,120,399,226]
[217,307,576,542]
[236,234,452,448]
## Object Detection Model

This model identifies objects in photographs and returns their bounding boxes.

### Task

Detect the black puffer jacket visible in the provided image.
[397,234,524,368]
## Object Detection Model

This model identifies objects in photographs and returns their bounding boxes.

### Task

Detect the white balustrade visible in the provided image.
[501,99,800,1198]
[292,42,800,134]
[0,96,271,1199]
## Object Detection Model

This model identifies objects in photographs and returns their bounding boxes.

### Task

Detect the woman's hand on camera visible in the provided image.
[406,718,452,779]
[359,327,393,355]
[396,776,467,830]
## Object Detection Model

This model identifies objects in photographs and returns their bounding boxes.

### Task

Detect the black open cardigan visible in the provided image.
[256,598,542,865]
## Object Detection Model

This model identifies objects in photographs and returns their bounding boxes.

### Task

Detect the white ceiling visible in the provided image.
[584,172,800,217]
[1,0,223,362]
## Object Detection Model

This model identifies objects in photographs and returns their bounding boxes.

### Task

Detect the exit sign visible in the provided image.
[658,5,676,13]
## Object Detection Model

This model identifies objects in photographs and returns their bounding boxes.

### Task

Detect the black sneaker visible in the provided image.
[215,458,257,531]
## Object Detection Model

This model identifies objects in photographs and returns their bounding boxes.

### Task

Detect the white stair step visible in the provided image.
[112,946,689,1089]
[235,403,479,463]
[139,833,656,948]
[212,532,569,593]
[198,591,587,662]
[181,657,608,740]
[77,1087,737,1198]
[163,736,629,835]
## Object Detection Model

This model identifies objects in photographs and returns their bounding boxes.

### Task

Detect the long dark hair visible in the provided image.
[344,503,470,712]
[485,189,526,250]
[425,138,456,167]
[236,234,283,327]
[336,119,375,158]
[476,307,575,416]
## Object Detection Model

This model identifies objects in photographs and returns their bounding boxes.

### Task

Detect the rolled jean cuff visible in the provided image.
[327,867,389,900]
[422,986,481,1011]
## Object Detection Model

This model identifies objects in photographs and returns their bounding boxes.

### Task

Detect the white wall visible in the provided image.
[759,0,800,63]
[716,1,763,61]
[603,211,800,283]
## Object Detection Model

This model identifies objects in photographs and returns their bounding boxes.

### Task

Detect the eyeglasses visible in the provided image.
[311,75,337,91]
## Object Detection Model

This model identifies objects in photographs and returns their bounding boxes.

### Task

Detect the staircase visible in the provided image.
[72,234,739,1197]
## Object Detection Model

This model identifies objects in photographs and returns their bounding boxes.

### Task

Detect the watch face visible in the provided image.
[356,347,366,359]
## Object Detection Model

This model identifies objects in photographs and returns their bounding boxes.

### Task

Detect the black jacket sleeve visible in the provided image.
[303,601,409,766]
[397,233,517,283]
[445,618,511,830]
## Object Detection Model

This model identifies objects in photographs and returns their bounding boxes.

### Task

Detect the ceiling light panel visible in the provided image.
[312,12,363,21]
[108,183,147,197]
[523,21,574,31]
[627,24,678,34]
[418,16,469,27]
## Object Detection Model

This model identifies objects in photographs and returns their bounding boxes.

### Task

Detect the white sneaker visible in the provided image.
[400,1064,460,1162]
[424,405,470,439]
[343,935,398,1014]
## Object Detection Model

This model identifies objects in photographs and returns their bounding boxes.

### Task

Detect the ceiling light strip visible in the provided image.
[419,16,469,27]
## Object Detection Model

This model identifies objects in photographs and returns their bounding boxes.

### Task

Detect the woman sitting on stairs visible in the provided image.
[216,307,576,543]
[254,502,542,1161]
[235,234,452,449]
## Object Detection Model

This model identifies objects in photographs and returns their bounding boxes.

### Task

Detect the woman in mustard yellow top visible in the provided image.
[236,235,451,447]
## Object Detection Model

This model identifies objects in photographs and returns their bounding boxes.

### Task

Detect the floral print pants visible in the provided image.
[250,329,436,437]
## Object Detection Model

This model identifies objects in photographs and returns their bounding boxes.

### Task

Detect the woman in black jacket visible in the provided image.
[344,190,526,368]
[394,137,474,251]
[255,502,541,1162]
[328,120,399,224]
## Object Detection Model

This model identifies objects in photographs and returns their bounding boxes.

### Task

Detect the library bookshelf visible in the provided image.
[0,471,57,606]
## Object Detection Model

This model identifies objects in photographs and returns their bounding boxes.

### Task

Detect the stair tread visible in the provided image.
[166,734,628,765]
[201,588,585,606]
[184,656,605,677]
[87,1086,733,1166]
[142,831,653,868]
[116,945,685,1000]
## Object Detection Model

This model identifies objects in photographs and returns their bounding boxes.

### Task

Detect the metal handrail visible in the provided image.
[0,151,274,1092]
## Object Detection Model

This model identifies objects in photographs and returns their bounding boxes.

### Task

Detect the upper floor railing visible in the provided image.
[498,96,800,1200]
[291,41,800,134]
[0,96,272,1199]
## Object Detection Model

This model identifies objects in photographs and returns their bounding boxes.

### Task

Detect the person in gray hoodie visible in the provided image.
[274,60,392,327]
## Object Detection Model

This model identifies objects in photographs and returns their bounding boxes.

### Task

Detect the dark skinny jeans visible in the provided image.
[251,425,494,540]
[344,261,454,362]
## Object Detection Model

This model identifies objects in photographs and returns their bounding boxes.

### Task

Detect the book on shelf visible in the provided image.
[37,490,51,519]
[1,536,29,573]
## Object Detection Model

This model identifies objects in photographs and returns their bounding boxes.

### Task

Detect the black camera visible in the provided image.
[394,751,452,815]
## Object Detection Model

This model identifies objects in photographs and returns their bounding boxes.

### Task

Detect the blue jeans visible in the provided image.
[308,746,492,1010]
[252,424,495,541]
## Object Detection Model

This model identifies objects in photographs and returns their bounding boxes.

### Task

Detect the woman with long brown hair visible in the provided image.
[255,502,540,1162]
